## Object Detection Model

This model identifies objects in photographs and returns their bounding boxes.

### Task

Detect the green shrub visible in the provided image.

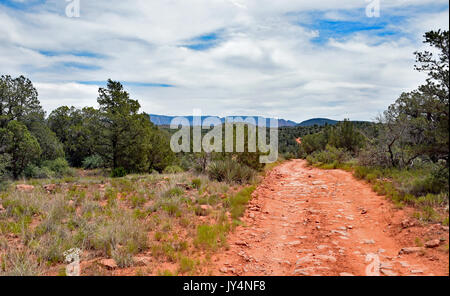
[194,224,228,250]
[163,165,184,174]
[111,167,127,178]
[307,145,351,166]
[42,157,72,177]
[82,155,104,170]
[179,257,196,274]
[163,187,184,198]
[23,165,54,179]
[207,159,255,184]
[111,248,134,268]
[226,186,256,220]
[191,178,202,189]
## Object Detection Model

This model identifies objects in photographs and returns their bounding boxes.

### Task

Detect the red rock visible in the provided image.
[399,247,424,254]
[235,241,249,247]
[44,184,57,193]
[98,259,118,270]
[16,184,34,192]
[401,219,415,229]
[425,239,440,248]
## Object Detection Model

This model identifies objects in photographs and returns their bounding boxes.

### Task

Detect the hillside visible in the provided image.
[148,114,337,127]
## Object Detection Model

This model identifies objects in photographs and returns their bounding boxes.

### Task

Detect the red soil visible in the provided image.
[210,159,449,276]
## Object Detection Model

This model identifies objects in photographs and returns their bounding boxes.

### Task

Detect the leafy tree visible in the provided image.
[1,121,41,178]
[377,30,449,167]
[147,127,176,172]
[1,75,63,162]
[96,79,153,172]
[48,106,99,166]
[0,75,43,128]
[328,119,365,153]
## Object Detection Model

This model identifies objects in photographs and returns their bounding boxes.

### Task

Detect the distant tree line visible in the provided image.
[1,78,176,184]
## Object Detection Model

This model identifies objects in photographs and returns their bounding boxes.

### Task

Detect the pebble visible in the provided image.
[362,239,375,245]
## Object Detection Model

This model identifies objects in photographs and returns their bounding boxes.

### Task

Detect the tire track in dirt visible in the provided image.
[211,159,448,276]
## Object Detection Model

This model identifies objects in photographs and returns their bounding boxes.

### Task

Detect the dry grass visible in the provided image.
[0,170,248,276]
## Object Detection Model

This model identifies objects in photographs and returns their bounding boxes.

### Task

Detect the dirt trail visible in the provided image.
[211,159,449,276]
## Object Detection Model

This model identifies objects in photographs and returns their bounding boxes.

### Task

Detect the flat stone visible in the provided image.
[362,239,375,245]
[16,184,34,192]
[425,239,440,248]
[235,241,249,247]
[399,247,424,255]
[315,255,337,263]
[133,257,151,267]
[98,259,118,270]
[295,255,314,266]
[287,241,302,247]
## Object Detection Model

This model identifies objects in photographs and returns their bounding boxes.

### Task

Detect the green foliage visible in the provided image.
[328,119,365,153]
[42,157,72,177]
[372,30,449,168]
[179,257,196,274]
[1,120,41,178]
[194,223,228,250]
[191,178,202,189]
[207,159,255,184]
[23,164,54,179]
[163,165,184,174]
[306,145,351,166]
[111,167,127,178]
[0,154,11,190]
[225,186,256,220]
[48,106,99,167]
[0,75,42,127]
[82,155,104,170]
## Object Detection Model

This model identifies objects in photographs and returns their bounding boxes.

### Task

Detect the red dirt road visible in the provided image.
[211,160,449,276]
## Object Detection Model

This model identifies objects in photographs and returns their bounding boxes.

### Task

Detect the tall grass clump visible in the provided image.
[207,159,255,184]
[224,186,256,220]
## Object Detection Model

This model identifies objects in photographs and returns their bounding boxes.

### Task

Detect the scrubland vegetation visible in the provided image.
[1,62,265,275]
[0,168,262,275]
[0,29,448,275]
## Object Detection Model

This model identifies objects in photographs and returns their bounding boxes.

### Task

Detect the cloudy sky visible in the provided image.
[0,0,448,122]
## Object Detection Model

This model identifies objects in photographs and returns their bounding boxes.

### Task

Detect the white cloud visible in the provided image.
[0,0,448,122]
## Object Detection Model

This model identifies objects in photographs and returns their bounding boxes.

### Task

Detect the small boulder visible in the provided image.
[425,239,440,248]
[44,184,57,193]
[16,184,34,192]
[399,247,424,255]
[98,259,118,270]
[235,241,249,247]
[401,219,415,229]
[133,257,151,267]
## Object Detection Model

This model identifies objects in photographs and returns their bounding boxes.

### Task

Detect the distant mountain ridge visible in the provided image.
[297,118,338,127]
[148,114,339,127]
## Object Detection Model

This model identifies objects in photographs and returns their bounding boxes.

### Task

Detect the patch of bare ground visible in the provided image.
[209,159,449,276]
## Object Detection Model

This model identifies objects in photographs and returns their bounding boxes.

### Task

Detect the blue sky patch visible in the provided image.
[78,81,174,88]
[0,0,45,10]
[182,32,221,51]
[60,62,101,71]
[296,4,448,44]
[39,50,106,59]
